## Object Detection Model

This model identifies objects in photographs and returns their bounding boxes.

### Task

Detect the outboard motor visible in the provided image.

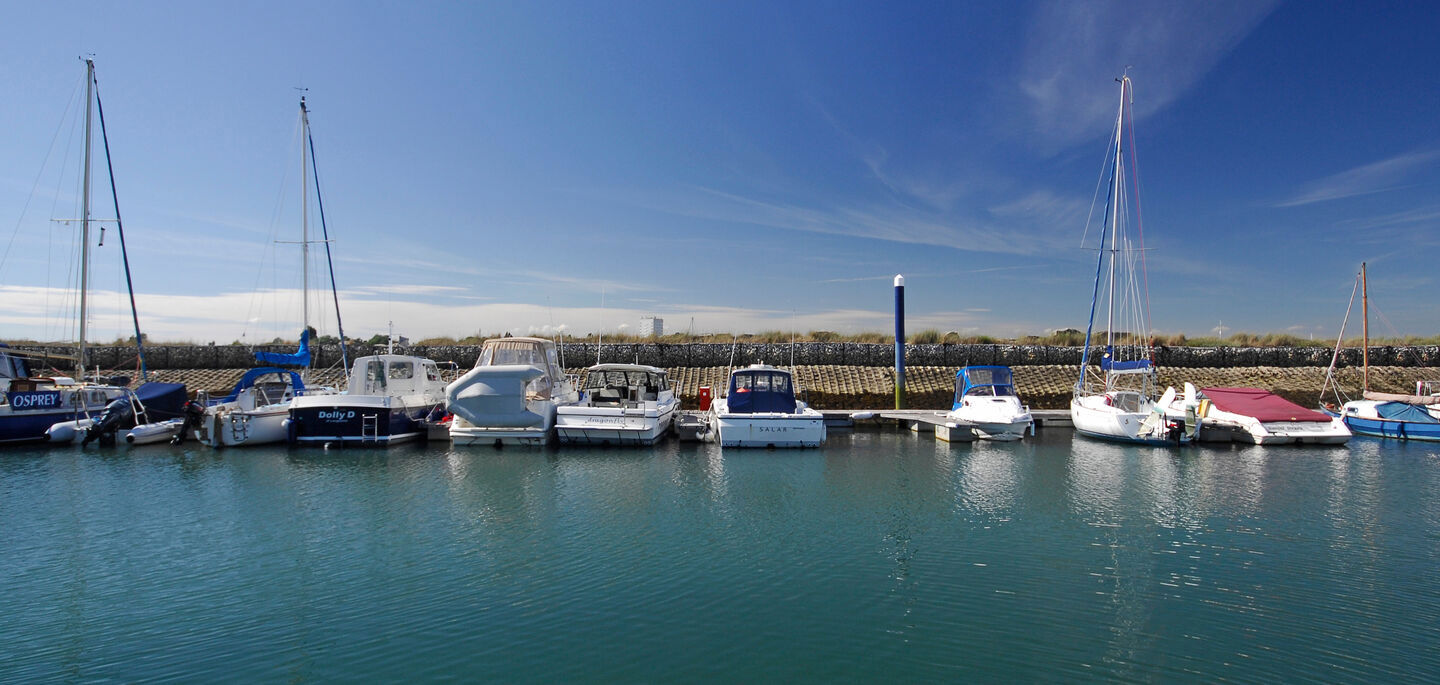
[83,397,135,446]
[170,400,207,445]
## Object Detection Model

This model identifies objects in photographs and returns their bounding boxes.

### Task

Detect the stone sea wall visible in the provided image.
[18,341,1440,372]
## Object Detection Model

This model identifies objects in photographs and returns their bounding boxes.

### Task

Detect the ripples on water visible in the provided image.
[1,429,1437,682]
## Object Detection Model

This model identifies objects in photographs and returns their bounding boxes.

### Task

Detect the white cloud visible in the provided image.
[1276,150,1440,207]
[1016,1,1279,148]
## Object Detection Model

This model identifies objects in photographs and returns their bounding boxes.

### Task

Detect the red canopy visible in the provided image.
[1201,387,1332,423]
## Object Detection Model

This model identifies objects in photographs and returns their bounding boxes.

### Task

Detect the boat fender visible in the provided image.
[1197,399,1211,418]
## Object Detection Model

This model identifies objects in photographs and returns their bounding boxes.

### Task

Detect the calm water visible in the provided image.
[2,429,1438,682]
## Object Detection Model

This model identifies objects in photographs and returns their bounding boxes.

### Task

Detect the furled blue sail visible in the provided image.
[254,329,311,367]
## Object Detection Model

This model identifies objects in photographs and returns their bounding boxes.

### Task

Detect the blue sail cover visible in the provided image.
[254,329,311,367]
[219,367,305,404]
[1376,402,1440,423]
[1100,347,1152,372]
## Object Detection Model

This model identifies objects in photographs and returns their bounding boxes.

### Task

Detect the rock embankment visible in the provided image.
[18,341,1440,371]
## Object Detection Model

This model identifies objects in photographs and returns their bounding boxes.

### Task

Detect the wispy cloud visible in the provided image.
[1016,1,1279,148]
[1276,150,1440,207]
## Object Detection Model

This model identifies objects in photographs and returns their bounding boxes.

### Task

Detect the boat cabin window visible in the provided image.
[425,362,441,382]
[365,360,388,392]
[388,362,415,380]
[727,371,796,414]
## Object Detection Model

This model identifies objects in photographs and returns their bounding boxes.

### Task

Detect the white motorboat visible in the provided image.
[288,354,447,446]
[1167,384,1350,445]
[556,363,678,445]
[1069,74,1195,446]
[946,366,1033,441]
[447,337,579,447]
[708,364,824,448]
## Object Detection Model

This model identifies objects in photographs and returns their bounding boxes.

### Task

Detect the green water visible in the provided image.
[2,429,1437,682]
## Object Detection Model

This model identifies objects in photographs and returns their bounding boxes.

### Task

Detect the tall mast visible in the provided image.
[77,59,96,380]
[1361,262,1369,392]
[300,97,311,340]
[1105,76,1127,359]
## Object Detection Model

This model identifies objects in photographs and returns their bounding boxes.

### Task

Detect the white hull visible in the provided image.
[1164,406,1349,445]
[45,418,96,444]
[556,404,676,446]
[1071,394,1183,445]
[126,419,185,445]
[710,407,826,448]
[196,405,290,447]
[947,397,1033,441]
[450,414,555,447]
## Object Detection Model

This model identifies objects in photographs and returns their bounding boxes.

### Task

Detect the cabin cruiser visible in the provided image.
[447,337,579,446]
[288,354,446,446]
[556,363,678,445]
[946,366,1033,441]
[1167,384,1350,445]
[707,364,824,448]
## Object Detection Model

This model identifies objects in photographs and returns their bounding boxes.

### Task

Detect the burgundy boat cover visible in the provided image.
[1201,387,1332,423]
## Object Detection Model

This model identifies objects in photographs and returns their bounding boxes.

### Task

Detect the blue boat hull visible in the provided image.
[1329,410,1440,442]
[0,408,97,444]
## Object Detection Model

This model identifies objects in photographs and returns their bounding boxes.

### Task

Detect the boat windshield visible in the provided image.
[728,370,795,413]
[957,367,1017,399]
[584,370,667,391]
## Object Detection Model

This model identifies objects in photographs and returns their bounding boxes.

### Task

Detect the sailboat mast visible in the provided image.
[1361,261,1369,393]
[77,59,96,380]
[1105,77,1126,357]
[300,97,311,341]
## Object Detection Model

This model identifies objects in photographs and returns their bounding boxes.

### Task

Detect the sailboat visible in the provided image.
[190,97,347,447]
[1322,263,1440,441]
[1,59,184,445]
[1069,74,1194,446]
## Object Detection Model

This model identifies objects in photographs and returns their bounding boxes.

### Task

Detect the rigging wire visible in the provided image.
[1,74,86,279]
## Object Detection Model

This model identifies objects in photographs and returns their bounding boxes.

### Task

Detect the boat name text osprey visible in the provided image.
[7,391,62,411]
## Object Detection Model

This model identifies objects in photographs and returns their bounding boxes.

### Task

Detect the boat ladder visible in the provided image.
[361,414,379,442]
[229,412,250,441]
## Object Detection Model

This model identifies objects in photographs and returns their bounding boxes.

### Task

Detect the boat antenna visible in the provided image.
[597,285,604,365]
[387,320,395,355]
[302,95,350,373]
[94,66,150,382]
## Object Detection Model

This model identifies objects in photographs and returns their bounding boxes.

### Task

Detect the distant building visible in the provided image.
[639,316,663,338]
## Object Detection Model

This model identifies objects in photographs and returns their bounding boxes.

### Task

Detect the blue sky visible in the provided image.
[2,1,1437,343]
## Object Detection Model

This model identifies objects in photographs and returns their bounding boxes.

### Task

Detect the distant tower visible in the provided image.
[640,316,663,338]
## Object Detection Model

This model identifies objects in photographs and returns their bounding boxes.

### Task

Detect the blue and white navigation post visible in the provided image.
[894,274,905,410]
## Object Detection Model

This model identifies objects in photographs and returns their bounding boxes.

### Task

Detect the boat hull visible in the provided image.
[1071,396,1189,446]
[196,406,290,447]
[947,401,1033,441]
[556,401,676,446]
[288,396,437,446]
[1330,407,1440,442]
[1,388,125,444]
[711,410,825,448]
